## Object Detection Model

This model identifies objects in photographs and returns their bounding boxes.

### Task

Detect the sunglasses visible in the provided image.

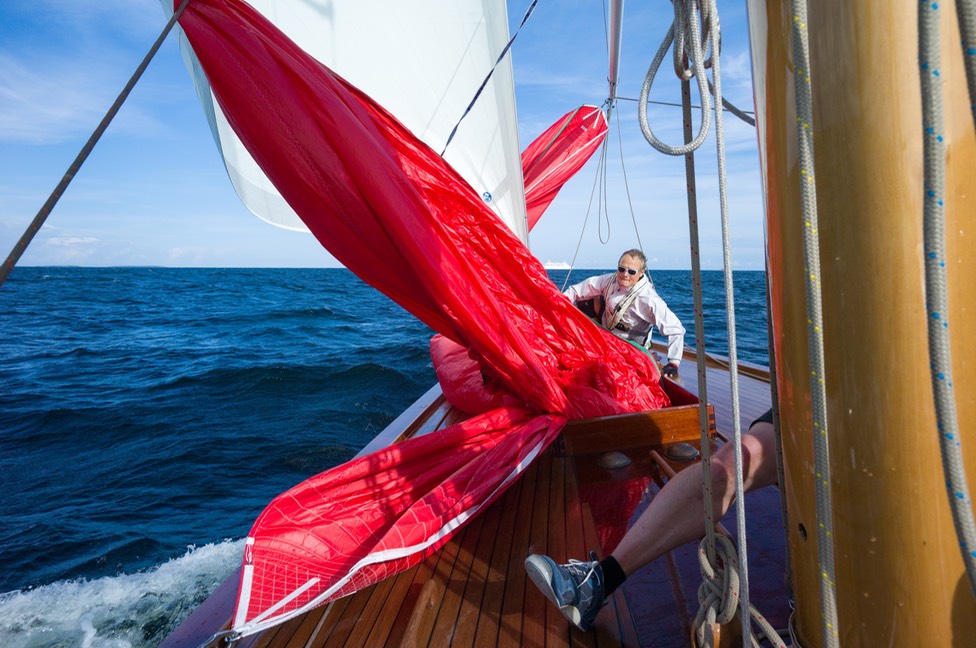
[617,266,640,276]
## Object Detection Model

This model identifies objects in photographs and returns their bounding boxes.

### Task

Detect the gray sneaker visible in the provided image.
[524,551,607,631]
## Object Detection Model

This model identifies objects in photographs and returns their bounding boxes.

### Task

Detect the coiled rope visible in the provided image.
[694,535,783,648]
[638,1,782,645]
[0,0,192,290]
[919,0,976,595]
[788,1,840,645]
[637,1,713,155]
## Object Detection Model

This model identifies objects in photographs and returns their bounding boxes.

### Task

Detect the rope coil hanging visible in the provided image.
[694,535,783,648]
[637,0,713,155]
[640,1,783,645]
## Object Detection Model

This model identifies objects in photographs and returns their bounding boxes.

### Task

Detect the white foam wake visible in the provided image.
[0,539,244,648]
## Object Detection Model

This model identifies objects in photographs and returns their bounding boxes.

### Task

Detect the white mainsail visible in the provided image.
[162,0,529,243]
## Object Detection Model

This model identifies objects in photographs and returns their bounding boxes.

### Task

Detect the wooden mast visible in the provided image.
[745,0,976,645]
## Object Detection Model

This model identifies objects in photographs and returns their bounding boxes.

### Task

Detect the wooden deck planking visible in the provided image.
[321,577,378,646]
[543,449,574,645]
[380,545,444,646]
[561,449,600,648]
[446,483,503,647]
[471,473,525,648]
[401,525,469,646]
[427,510,488,644]
[520,447,553,647]
[337,567,402,647]
[672,366,772,436]
[363,566,425,646]
[494,454,539,646]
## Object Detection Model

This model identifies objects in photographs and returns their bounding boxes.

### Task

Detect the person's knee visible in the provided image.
[709,427,776,498]
[708,449,737,502]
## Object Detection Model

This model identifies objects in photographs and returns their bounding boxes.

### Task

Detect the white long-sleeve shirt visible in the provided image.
[564,273,686,365]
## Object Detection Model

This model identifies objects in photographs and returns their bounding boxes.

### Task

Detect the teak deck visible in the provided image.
[164,354,777,648]
[236,438,639,648]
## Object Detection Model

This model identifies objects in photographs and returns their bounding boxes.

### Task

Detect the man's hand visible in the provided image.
[662,362,679,378]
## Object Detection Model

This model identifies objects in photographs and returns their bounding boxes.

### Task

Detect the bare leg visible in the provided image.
[612,421,779,577]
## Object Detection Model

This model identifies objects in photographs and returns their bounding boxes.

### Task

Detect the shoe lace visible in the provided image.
[563,551,603,598]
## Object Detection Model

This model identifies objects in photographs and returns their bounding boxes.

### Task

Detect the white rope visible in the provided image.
[638,2,783,646]
[693,535,785,648]
[705,8,756,642]
[637,2,712,155]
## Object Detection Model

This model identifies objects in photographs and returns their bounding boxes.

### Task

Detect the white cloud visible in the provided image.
[47,236,98,246]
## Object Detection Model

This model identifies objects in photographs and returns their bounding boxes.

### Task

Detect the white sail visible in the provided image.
[162,0,529,243]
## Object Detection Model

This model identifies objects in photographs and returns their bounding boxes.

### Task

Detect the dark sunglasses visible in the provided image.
[617,266,640,276]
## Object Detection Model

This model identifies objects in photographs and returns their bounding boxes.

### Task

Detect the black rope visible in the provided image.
[0,0,192,289]
[439,0,539,156]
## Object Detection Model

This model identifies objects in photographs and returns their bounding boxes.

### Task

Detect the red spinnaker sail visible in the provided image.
[177,0,668,636]
[522,105,608,229]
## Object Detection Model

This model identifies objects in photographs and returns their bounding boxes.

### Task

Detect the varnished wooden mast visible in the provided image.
[745,0,976,645]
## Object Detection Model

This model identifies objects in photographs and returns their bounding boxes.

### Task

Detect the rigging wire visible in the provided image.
[612,106,648,283]
[596,125,612,244]
[617,91,756,127]
[626,95,756,123]
[919,0,976,595]
[566,0,755,284]
[561,136,611,292]
[0,0,192,290]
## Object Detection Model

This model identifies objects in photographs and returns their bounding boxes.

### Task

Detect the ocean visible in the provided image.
[0,266,767,647]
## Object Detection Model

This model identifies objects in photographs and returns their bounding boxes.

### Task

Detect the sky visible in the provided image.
[0,0,765,270]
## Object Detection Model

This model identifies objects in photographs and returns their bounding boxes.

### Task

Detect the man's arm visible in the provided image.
[563,273,610,303]
[639,291,685,366]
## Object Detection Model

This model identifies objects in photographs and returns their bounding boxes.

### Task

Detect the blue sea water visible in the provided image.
[0,266,767,647]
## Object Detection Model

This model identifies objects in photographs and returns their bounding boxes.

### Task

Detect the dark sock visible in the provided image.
[599,556,626,595]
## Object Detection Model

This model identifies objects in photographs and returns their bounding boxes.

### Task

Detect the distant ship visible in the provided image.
[542,260,570,270]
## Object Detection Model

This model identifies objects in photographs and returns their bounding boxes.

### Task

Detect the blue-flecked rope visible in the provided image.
[919,0,976,596]
[788,1,840,646]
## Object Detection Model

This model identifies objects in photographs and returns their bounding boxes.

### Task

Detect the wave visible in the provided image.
[0,540,244,648]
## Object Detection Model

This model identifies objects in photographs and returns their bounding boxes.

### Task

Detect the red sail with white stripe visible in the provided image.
[174,0,669,636]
